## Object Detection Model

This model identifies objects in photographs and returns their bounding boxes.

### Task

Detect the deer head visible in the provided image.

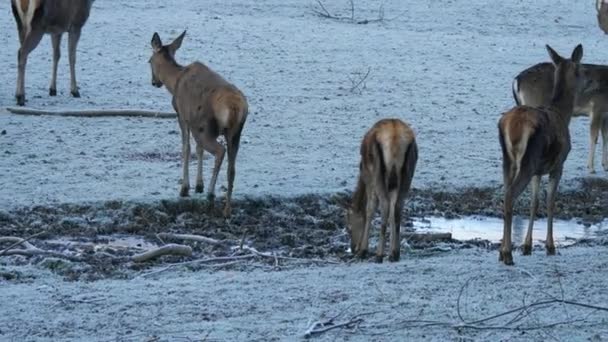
[149,30,186,88]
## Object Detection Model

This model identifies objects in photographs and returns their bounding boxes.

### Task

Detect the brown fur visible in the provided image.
[347,119,417,263]
[514,60,608,173]
[149,31,248,218]
[498,44,582,265]
[11,0,94,105]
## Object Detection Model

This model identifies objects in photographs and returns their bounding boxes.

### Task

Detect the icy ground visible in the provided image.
[0,0,605,208]
[1,0,608,341]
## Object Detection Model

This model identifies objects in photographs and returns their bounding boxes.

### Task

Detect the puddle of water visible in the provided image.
[414,216,605,245]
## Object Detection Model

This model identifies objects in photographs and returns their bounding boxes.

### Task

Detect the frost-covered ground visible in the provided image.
[1,0,608,341]
[0,0,605,208]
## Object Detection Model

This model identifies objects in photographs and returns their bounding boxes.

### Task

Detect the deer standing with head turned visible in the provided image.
[11,0,94,106]
[346,118,418,263]
[513,53,608,174]
[149,31,248,218]
[498,44,583,265]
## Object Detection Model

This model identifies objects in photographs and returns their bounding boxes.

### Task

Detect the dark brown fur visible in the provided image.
[347,119,417,263]
[498,44,582,265]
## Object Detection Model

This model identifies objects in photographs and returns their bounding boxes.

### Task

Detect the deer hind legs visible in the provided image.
[500,171,531,265]
[588,111,602,173]
[545,172,562,256]
[49,33,62,96]
[375,200,389,263]
[68,28,82,98]
[195,145,204,193]
[522,175,540,255]
[358,191,377,259]
[602,116,608,171]
[388,192,402,262]
[15,29,44,106]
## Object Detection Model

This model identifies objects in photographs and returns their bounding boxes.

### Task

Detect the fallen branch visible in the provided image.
[156,233,224,245]
[6,107,176,118]
[0,232,46,255]
[131,244,192,263]
[238,246,339,264]
[138,254,257,278]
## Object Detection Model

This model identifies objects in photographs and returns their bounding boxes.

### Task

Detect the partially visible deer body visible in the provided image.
[498,45,583,265]
[346,119,418,263]
[513,59,608,174]
[149,31,248,218]
[11,0,94,106]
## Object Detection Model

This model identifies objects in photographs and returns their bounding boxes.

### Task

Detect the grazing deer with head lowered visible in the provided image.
[346,118,418,263]
[149,31,248,218]
[498,44,583,265]
[11,0,94,106]
[513,51,608,174]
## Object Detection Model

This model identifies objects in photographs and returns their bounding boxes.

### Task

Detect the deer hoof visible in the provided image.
[375,255,383,264]
[357,249,368,259]
[388,252,400,262]
[546,245,556,256]
[521,244,532,256]
[499,250,514,265]
[49,88,57,96]
[195,184,204,193]
[15,94,25,106]
[71,90,81,98]
[179,186,189,197]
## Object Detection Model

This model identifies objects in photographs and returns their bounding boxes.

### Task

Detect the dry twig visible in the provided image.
[156,233,224,245]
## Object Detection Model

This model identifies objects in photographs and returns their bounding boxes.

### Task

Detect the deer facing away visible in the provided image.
[149,31,248,218]
[11,0,94,106]
[513,51,608,174]
[498,44,583,266]
[346,118,418,263]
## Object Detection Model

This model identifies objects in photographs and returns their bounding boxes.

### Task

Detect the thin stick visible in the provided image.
[239,246,339,264]
[156,233,224,245]
[1,248,82,262]
[0,232,46,255]
[6,107,176,119]
[138,254,256,278]
[304,317,364,338]
[131,244,192,263]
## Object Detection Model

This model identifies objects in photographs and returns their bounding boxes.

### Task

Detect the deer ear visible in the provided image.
[571,44,583,63]
[168,30,186,55]
[546,45,564,65]
[151,32,163,51]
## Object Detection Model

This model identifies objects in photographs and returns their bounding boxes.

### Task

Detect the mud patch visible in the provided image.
[1,183,607,280]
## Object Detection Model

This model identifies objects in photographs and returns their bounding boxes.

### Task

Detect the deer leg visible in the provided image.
[588,110,601,173]
[49,33,62,96]
[68,28,82,98]
[15,29,44,106]
[223,125,243,218]
[500,172,530,265]
[388,192,403,262]
[522,175,540,255]
[179,120,191,197]
[545,170,562,256]
[601,115,608,171]
[375,198,389,263]
[202,135,225,205]
[195,144,204,193]
[359,190,377,259]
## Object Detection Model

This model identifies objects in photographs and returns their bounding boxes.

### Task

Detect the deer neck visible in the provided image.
[549,85,576,126]
[351,176,367,215]
[159,59,184,95]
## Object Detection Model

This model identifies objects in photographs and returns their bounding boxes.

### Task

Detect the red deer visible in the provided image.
[498,44,583,265]
[11,0,94,106]
[149,31,248,218]
[346,119,418,263]
[513,54,608,174]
